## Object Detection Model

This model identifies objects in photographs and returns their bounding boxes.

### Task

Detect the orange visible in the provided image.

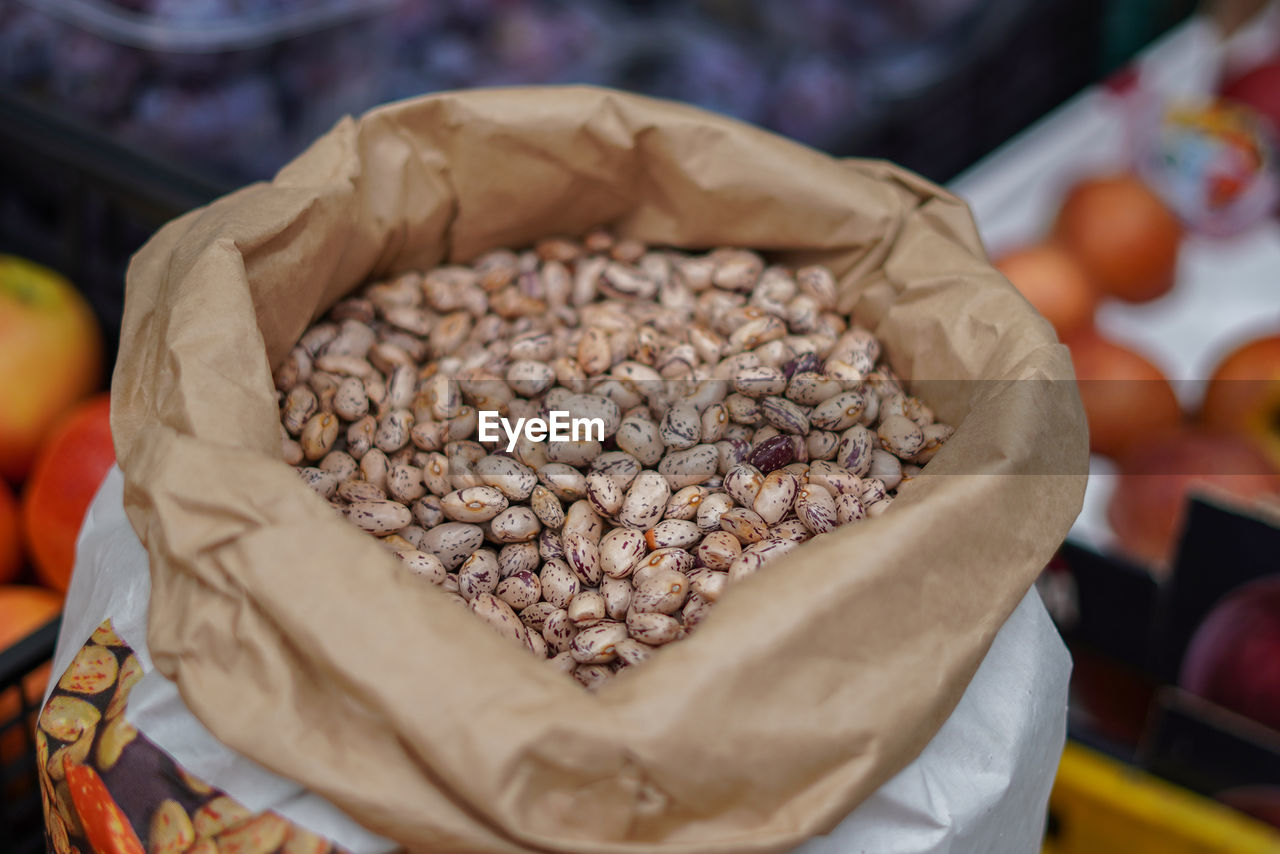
[0,585,62,763]
[1054,174,1183,304]
[21,394,114,593]
[994,242,1099,339]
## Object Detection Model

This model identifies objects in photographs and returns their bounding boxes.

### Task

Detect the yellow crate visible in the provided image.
[1044,742,1280,853]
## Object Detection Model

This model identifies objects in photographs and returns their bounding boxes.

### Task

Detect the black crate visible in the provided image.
[1056,498,1280,815]
[0,90,227,376]
[0,617,61,854]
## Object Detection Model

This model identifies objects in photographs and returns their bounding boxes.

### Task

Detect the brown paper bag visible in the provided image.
[111,87,1087,853]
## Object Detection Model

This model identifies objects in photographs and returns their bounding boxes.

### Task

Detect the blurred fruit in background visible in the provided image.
[1068,329,1183,460]
[0,480,22,586]
[0,256,101,485]
[994,242,1098,340]
[1201,333,1280,471]
[0,585,61,760]
[1221,58,1280,137]
[1217,786,1280,831]
[21,395,115,594]
[1054,174,1183,303]
[0,585,60,658]
[1180,577,1280,734]
[1107,429,1280,569]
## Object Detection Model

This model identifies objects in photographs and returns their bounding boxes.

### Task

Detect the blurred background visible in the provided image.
[1,1,1279,852]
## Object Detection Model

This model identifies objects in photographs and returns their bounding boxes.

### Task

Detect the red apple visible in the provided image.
[0,256,102,485]
[1202,333,1280,472]
[1180,578,1280,734]
[1222,59,1280,137]
[1107,429,1280,570]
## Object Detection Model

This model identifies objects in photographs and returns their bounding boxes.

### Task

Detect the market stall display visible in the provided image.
[954,5,1280,840]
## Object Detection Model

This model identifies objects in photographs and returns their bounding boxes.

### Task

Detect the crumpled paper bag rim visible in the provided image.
[111,86,1087,853]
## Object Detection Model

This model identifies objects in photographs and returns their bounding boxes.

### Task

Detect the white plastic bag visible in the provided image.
[48,466,1069,854]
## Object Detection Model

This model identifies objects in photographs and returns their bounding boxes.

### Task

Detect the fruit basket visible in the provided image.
[0,616,62,854]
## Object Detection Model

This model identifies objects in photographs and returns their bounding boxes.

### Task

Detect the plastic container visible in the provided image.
[1045,742,1280,853]
[0,0,399,180]
[0,617,61,854]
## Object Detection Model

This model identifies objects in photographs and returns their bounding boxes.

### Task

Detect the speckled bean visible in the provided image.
[470,593,527,646]
[658,444,719,489]
[396,549,447,584]
[645,519,701,550]
[529,484,565,529]
[600,527,648,579]
[567,589,607,627]
[570,621,629,664]
[614,416,665,466]
[614,638,655,666]
[753,470,798,525]
[520,601,558,632]
[877,414,925,458]
[690,569,728,603]
[795,482,838,534]
[495,570,541,611]
[836,425,875,476]
[626,611,683,645]
[489,506,541,543]
[719,507,769,544]
[543,608,578,653]
[441,486,509,523]
[563,530,602,585]
[696,492,735,531]
[475,455,538,501]
[497,542,538,578]
[696,530,741,569]
[537,463,588,501]
[300,412,340,460]
[563,500,604,543]
[601,575,632,621]
[835,492,866,524]
[539,558,580,609]
[585,471,625,517]
[421,522,484,570]
[723,463,765,507]
[760,396,809,434]
[619,470,671,529]
[345,500,411,535]
[867,448,904,490]
[457,549,500,600]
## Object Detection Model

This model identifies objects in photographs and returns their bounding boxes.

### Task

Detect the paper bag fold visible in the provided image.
[112,87,1086,853]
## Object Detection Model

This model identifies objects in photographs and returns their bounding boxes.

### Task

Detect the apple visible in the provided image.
[1202,333,1280,472]
[0,255,101,484]
[1221,58,1280,137]
[1180,578,1280,734]
[1108,429,1280,570]
[1067,329,1183,460]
